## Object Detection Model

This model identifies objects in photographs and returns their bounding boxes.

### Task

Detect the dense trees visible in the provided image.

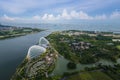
[48,31,120,64]
[0,27,42,39]
[67,62,76,69]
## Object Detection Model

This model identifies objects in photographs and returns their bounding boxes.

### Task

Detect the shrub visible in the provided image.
[67,62,76,69]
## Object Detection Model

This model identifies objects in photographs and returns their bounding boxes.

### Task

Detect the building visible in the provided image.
[112,39,120,42]
[39,37,49,48]
[27,45,46,60]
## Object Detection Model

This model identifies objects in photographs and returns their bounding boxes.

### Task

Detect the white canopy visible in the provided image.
[27,45,46,59]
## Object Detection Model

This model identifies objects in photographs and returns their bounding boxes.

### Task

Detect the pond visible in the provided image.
[52,56,118,76]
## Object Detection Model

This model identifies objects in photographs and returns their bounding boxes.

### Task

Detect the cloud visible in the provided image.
[0,0,119,15]
[1,14,42,23]
[42,14,61,21]
[61,9,71,19]
[0,0,72,14]
[70,10,79,18]
[32,15,41,20]
[42,14,48,20]
[45,9,105,20]
[2,14,16,21]
[41,9,93,20]
[55,9,93,20]
[110,11,120,19]
[79,11,93,19]
[1,9,120,23]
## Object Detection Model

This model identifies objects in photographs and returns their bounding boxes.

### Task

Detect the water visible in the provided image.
[4,21,120,32]
[0,22,120,80]
[52,56,114,75]
[0,31,51,80]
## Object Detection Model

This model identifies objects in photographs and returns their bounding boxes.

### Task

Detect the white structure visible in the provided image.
[27,45,46,59]
[39,37,49,48]
[112,39,120,42]
[26,37,50,60]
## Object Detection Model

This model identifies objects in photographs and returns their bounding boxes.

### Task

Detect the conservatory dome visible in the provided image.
[39,37,49,48]
[27,45,46,59]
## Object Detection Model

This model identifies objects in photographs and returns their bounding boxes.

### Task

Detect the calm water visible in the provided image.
[0,22,120,80]
[52,56,115,75]
[0,31,51,80]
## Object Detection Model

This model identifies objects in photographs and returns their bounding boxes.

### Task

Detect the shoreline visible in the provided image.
[0,30,45,40]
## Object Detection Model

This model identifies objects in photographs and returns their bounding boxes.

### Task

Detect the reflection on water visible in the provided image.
[52,56,118,75]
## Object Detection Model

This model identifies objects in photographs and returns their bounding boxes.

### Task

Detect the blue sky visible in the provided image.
[0,0,120,23]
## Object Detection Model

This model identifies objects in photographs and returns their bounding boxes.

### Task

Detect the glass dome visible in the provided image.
[39,37,49,48]
[27,45,46,59]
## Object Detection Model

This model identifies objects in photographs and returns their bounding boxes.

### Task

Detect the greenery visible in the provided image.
[66,71,113,80]
[12,30,120,80]
[117,45,120,50]
[102,64,120,80]
[0,25,43,39]
[81,64,120,80]
[67,62,76,69]
[47,30,120,64]
[51,64,120,80]
[11,44,58,80]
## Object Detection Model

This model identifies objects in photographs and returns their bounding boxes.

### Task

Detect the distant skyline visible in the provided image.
[0,0,120,23]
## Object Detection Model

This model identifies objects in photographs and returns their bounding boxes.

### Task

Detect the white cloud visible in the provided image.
[2,14,16,21]
[41,9,94,20]
[2,14,41,22]
[42,14,57,20]
[42,13,60,21]
[47,14,56,20]
[42,14,48,20]
[61,9,71,19]
[33,15,41,20]
[79,11,93,19]
[110,11,120,19]
[58,9,93,20]
[1,9,120,23]
[70,10,79,18]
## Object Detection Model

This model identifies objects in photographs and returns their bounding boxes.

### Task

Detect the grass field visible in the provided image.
[117,45,120,50]
[66,71,113,80]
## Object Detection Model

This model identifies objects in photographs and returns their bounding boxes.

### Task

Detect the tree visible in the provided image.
[67,62,76,69]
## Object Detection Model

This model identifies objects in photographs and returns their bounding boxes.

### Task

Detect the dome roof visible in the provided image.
[27,45,46,59]
[39,37,49,48]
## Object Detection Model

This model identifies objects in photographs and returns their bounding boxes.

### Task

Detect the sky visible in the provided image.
[0,0,120,23]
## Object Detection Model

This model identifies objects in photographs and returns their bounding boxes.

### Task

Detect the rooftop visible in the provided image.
[27,45,46,59]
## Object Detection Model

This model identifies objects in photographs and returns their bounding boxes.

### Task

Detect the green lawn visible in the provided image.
[117,45,120,50]
[89,71,113,80]
[66,71,113,80]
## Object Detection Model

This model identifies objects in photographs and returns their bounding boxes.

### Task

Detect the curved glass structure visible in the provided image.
[39,37,49,48]
[27,45,46,59]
